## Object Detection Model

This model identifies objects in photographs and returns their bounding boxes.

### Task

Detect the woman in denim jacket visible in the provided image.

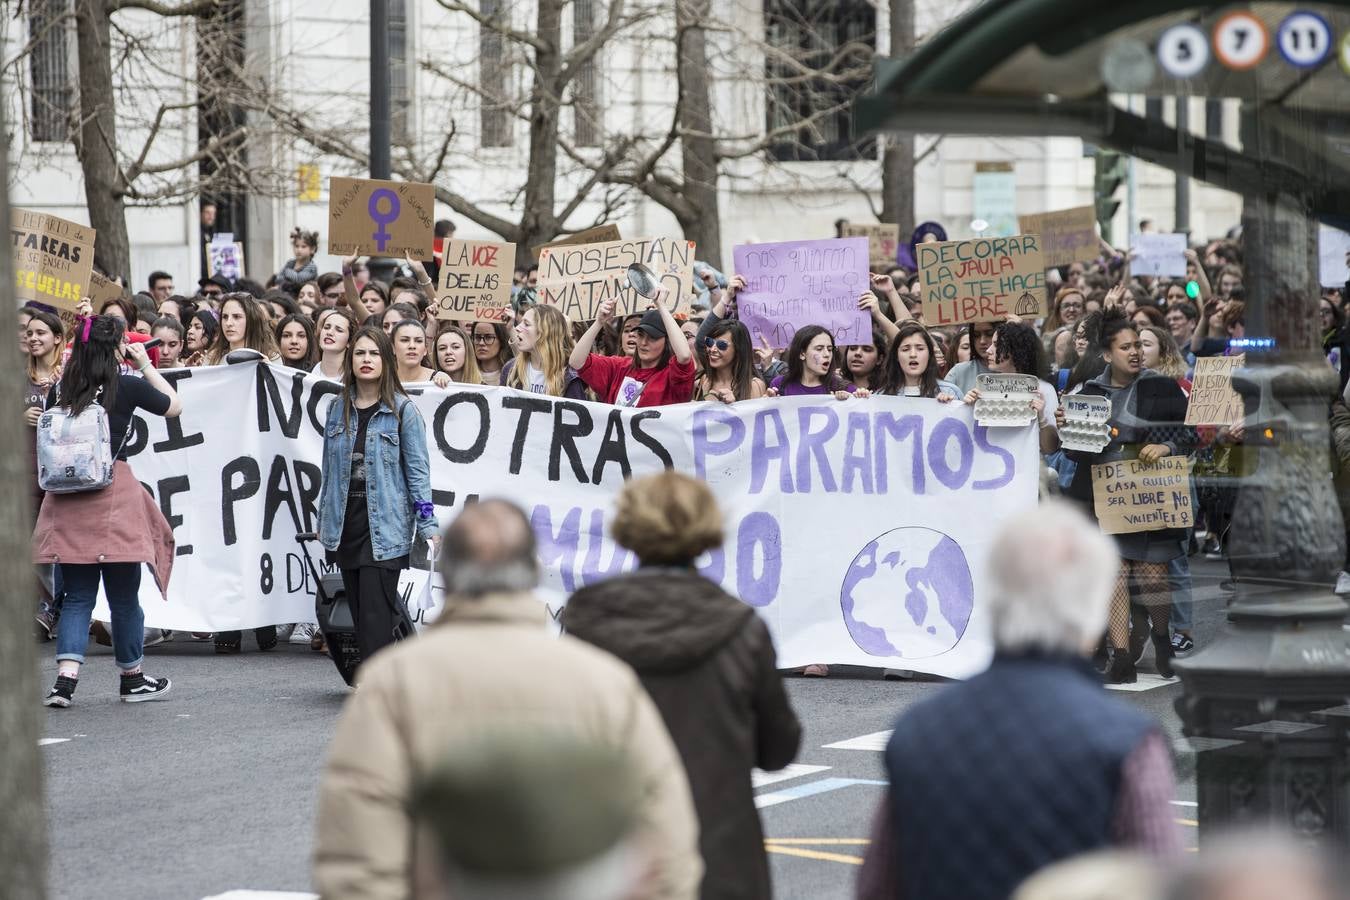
[319,326,439,666]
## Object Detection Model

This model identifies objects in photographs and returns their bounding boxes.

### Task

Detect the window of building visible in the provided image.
[479,0,512,148]
[29,0,72,143]
[572,0,601,147]
[389,0,411,141]
[764,0,876,162]
[1205,98,1223,141]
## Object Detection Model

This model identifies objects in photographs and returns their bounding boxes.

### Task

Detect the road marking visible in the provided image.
[755,777,886,809]
[752,764,830,789]
[1176,818,1198,827]
[1172,800,1198,807]
[1104,674,1178,692]
[822,730,892,751]
[201,893,317,899]
[38,738,69,746]
[766,838,871,846]
[1234,720,1321,735]
[1175,736,1243,753]
[764,845,864,865]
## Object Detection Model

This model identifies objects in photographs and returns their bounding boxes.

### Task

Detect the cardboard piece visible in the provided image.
[1017,206,1098,267]
[535,237,695,321]
[87,269,129,309]
[531,224,622,261]
[973,373,1040,426]
[1059,394,1112,453]
[327,177,436,258]
[918,234,1047,325]
[11,208,96,312]
[840,223,901,266]
[732,238,871,349]
[1092,456,1193,535]
[207,242,246,282]
[435,239,516,321]
[1130,233,1187,277]
[1185,354,1246,426]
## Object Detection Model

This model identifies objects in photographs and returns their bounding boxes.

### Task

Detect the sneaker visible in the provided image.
[275,623,297,642]
[290,623,319,644]
[1336,571,1350,597]
[802,664,829,677]
[120,672,172,703]
[1171,632,1195,653]
[142,628,172,648]
[43,675,78,708]
[35,603,57,642]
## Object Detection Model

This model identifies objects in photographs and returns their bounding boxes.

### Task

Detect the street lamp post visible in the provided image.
[368,0,397,284]
[1174,184,1350,842]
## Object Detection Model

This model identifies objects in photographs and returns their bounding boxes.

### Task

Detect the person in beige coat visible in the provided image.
[312,499,703,900]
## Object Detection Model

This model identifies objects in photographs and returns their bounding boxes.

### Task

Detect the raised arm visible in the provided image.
[568,298,616,371]
[870,272,912,324]
[125,343,183,418]
[860,290,900,341]
[654,287,692,364]
[341,254,372,321]
[405,254,438,306]
[1184,248,1212,303]
[1191,299,1215,355]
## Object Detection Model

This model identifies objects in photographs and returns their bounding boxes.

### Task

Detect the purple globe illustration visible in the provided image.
[840,527,974,658]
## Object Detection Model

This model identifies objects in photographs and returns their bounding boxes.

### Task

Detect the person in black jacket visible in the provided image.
[564,471,802,900]
[1056,309,1196,683]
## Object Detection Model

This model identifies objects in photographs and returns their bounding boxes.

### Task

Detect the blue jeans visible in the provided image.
[1168,552,1194,634]
[56,562,144,670]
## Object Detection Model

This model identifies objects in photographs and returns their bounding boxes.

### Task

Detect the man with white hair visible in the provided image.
[859,501,1180,900]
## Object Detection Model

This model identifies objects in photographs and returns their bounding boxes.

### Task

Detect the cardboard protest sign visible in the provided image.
[327,176,435,258]
[1185,354,1246,426]
[207,241,246,282]
[732,238,871,349]
[918,235,1046,326]
[435,239,516,321]
[973,373,1040,426]
[1017,206,1097,267]
[1092,456,1192,535]
[531,224,622,261]
[1059,394,1112,453]
[535,237,695,321]
[1130,232,1187,277]
[110,362,1039,679]
[11,208,96,311]
[840,222,901,266]
[87,269,129,308]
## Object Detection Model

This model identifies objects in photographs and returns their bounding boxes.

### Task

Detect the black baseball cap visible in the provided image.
[198,273,232,292]
[635,309,667,340]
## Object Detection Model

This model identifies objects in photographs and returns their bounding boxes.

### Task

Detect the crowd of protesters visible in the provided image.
[21,210,1350,898]
[25,215,1350,691]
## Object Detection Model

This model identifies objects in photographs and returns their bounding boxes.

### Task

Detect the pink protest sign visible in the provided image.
[732,238,870,349]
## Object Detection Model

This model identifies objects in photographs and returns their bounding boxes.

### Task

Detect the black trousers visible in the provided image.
[341,566,404,664]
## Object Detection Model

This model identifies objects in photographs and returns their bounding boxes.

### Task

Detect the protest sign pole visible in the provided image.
[0,101,48,900]
[368,0,396,283]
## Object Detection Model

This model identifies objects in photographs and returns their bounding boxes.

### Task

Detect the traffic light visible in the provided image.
[1094,150,1127,244]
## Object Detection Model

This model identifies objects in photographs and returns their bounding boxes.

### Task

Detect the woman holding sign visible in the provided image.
[318,327,439,667]
[766,325,865,400]
[963,321,1061,455]
[569,290,695,407]
[1055,309,1194,684]
[878,322,958,400]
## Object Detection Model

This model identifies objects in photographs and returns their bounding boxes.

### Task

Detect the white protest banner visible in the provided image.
[1130,233,1187,277]
[1319,225,1350,288]
[733,238,871,349]
[435,239,516,321]
[918,235,1046,325]
[536,237,696,321]
[1185,354,1246,426]
[973,373,1039,427]
[109,363,1039,678]
[1017,206,1098,267]
[1091,456,1193,535]
[1059,395,1111,453]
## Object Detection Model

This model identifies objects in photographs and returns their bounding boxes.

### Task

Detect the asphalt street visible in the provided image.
[39,559,1235,900]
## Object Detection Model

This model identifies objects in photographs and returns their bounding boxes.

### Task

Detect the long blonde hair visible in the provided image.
[434,325,483,384]
[1140,324,1188,380]
[507,305,573,397]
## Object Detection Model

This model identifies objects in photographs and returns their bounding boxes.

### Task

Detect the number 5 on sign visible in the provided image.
[327,176,436,259]
[1158,23,1209,78]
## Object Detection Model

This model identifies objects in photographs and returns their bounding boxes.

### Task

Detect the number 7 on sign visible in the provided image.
[369,189,401,252]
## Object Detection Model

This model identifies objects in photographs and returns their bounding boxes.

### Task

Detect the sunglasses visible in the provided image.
[703,337,729,351]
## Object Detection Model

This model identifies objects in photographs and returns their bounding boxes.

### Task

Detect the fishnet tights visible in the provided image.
[1106,560,1171,650]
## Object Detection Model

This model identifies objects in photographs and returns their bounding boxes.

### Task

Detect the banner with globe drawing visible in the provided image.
[107,364,1038,678]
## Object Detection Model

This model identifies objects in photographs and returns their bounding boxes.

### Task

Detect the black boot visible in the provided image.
[255,625,278,651]
[1105,647,1137,684]
[1128,604,1149,664]
[1151,632,1175,678]
[214,631,242,654]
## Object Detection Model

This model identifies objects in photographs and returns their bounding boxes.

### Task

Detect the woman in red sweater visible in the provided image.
[567,289,695,407]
